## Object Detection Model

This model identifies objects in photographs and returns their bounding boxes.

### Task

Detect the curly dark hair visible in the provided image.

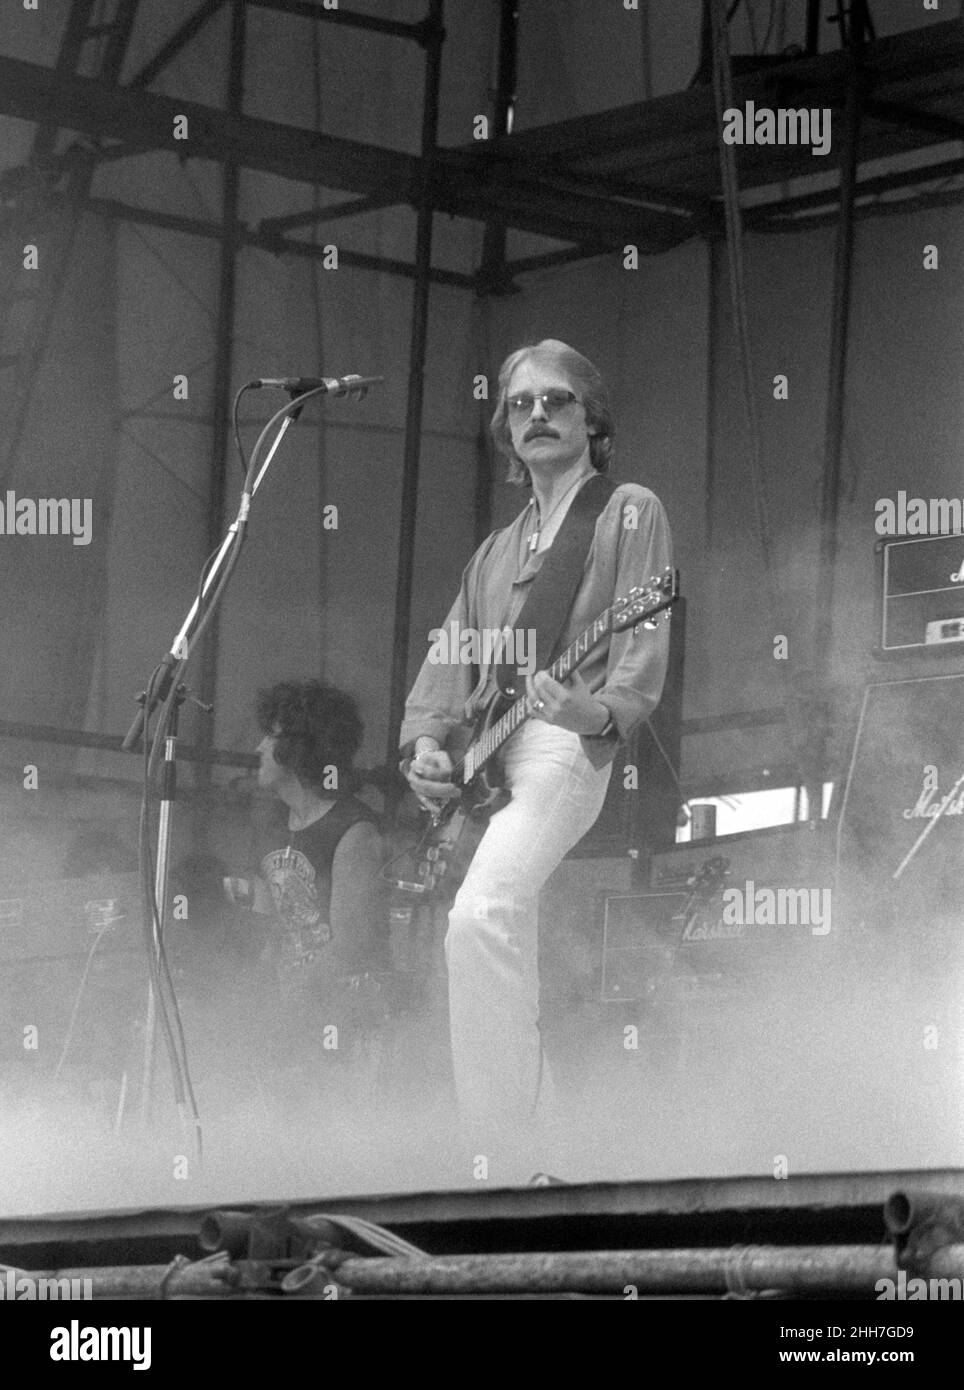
[255,680,363,790]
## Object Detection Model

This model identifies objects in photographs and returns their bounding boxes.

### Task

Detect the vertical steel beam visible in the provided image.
[492,0,520,141]
[0,0,140,486]
[385,0,445,774]
[805,0,821,58]
[813,59,862,694]
[638,0,653,100]
[196,0,245,784]
[477,0,520,293]
[30,0,97,164]
[473,309,494,550]
[99,0,142,79]
[704,236,719,548]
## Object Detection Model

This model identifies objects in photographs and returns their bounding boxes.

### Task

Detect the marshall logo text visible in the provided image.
[903,766,964,820]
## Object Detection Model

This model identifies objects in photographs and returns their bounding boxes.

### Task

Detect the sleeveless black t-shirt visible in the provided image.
[257,795,382,975]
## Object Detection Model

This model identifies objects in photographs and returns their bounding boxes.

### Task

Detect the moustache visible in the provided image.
[524,426,559,442]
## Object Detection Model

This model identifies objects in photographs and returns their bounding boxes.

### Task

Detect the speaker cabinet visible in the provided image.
[602,826,833,1000]
[568,596,686,858]
[539,855,636,1006]
[0,876,146,1080]
[835,673,964,970]
[878,533,964,654]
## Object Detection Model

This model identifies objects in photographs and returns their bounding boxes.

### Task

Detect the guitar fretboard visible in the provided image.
[458,605,617,784]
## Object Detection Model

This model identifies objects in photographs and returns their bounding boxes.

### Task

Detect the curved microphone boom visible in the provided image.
[249,373,382,399]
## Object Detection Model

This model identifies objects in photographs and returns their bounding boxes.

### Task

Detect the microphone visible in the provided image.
[248,373,381,399]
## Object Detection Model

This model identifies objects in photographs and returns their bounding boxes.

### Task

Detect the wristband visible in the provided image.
[587,711,615,739]
[400,737,441,763]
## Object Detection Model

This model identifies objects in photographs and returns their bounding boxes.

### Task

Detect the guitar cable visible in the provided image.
[642,716,691,824]
[380,818,440,894]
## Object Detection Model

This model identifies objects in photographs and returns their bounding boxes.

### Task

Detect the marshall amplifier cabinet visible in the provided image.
[834,674,964,970]
[567,597,686,859]
[0,875,146,1072]
[878,533,964,654]
[599,824,836,1002]
[540,855,637,1006]
[0,874,142,964]
[600,887,713,1003]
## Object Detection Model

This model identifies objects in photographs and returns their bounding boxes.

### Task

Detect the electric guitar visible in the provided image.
[676,855,731,939]
[389,567,679,904]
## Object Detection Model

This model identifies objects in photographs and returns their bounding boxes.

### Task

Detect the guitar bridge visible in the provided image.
[390,878,429,895]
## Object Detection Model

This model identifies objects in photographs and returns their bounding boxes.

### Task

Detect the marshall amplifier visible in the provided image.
[598,824,837,1002]
[567,597,686,858]
[0,875,146,1071]
[0,874,143,963]
[835,674,964,969]
[878,533,964,654]
[600,887,728,1003]
[539,855,637,1006]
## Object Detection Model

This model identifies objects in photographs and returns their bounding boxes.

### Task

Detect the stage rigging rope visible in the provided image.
[708,0,787,643]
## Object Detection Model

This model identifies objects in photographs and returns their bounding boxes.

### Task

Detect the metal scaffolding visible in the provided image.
[1,0,963,775]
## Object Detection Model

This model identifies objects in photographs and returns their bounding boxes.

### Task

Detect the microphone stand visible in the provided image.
[121,376,382,755]
[122,374,382,1138]
[139,683,184,1125]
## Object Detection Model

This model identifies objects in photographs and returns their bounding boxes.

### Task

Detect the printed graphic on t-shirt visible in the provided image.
[260,845,331,964]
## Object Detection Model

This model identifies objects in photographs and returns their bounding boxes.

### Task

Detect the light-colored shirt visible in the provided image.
[401,479,674,769]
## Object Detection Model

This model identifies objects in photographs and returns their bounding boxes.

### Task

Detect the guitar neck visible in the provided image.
[459,605,616,783]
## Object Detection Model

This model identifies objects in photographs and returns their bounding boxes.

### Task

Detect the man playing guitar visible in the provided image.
[399,339,674,1176]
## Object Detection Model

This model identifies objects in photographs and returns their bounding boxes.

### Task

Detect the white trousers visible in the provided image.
[445,720,612,1163]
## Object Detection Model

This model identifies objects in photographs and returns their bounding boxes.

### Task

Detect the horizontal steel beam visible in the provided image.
[259,192,401,235]
[472,19,964,178]
[0,55,692,248]
[250,0,433,43]
[745,151,964,224]
[504,244,614,277]
[83,193,476,286]
[863,96,964,144]
[6,20,961,258]
[756,179,964,234]
[0,53,418,199]
[0,715,252,767]
[428,158,691,250]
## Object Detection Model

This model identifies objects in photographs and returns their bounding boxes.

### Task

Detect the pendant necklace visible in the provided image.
[527,472,593,553]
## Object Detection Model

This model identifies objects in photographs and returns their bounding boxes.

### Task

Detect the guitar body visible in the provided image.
[446,688,511,816]
[385,569,679,909]
[412,691,512,904]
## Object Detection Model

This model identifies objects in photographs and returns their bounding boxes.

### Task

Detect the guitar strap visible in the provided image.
[495,471,616,698]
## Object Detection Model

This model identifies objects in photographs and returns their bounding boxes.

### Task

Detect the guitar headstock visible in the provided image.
[611,567,680,633]
[685,854,731,897]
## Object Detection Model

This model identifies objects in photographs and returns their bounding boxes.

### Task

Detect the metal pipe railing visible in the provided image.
[13,1244,964,1299]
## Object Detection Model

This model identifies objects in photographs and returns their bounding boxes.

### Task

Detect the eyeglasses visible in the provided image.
[507,390,579,418]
